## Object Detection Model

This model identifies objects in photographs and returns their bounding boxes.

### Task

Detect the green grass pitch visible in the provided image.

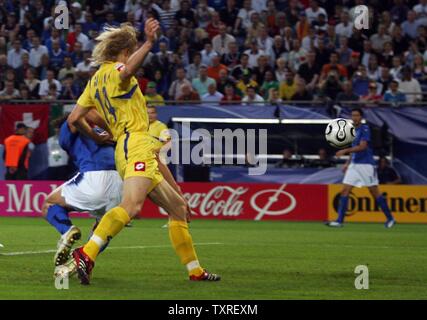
[0,217,426,300]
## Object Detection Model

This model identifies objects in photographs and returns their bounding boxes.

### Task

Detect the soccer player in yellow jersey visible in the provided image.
[67,19,220,284]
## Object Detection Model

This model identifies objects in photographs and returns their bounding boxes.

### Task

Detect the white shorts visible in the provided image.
[343,163,379,188]
[62,170,123,217]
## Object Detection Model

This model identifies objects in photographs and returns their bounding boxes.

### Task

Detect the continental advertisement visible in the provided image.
[328,185,427,223]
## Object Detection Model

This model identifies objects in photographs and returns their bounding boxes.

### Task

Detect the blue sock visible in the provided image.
[46,205,72,235]
[376,196,394,221]
[337,196,349,223]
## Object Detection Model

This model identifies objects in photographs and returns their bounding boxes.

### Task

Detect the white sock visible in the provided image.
[186,260,201,272]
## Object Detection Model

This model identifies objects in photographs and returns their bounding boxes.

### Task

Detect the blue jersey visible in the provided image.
[351,124,375,165]
[59,122,116,173]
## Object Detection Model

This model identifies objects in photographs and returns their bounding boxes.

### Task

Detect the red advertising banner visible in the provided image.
[0,181,328,221]
[141,183,328,221]
[0,104,50,144]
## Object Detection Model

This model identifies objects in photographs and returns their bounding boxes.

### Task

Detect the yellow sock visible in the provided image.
[83,206,130,261]
[168,220,204,277]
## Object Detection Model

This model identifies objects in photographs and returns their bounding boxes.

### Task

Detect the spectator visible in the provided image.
[319,69,343,101]
[29,36,48,68]
[361,81,383,104]
[38,69,61,98]
[67,23,90,52]
[291,78,313,101]
[24,68,40,99]
[58,56,77,81]
[336,80,359,102]
[320,52,348,81]
[288,39,307,72]
[335,10,353,38]
[402,10,420,39]
[260,70,279,99]
[221,42,241,69]
[192,65,216,97]
[217,69,235,94]
[59,75,80,100]
[7,39,28,69]
[242,85,264,104]
[378,157,401,184]
[47,118,70,181]
[200,42,218,67]
[145,82,166,106]
[398,66,422,103]
[206,11,221,39]
[268,35,287,66]
[0,80,20,100]
[305,0,328,24]
[378,41,394,68]
[392,24,410,56]
[256,25,273,52]
[275,148,300,168]
[212,23,236,55]
[45,83,58,100]
[279,69,297,101]
[337,36,352,66]
[378,67,394,95]
[268,88,283,104]
[310,148,333,168]
[17,85,30,100]
[177,84,201,102]
[232,54,253,81]
[207,55,228,81]
[201,83,224,103]
[235,0,254,32]
[367,54,381,80]
[175,0,196,28]
[76,51,92,81]
[15,52,31,80]
[221,85,241,104]
[244,39,265,68]
[220,0,239,32]
[412,54,427,84]
[168,67,192,100]
[297,50,320,90]
[195,0,215,29]
[132,67,147,94]
[275,57,287,83]
[384,80,407,103]
[48,39,66,72]
[186,52,202,81]
[347,51,361,79]
[352,64,370,97]
[3,123,31,180]
[370,24,393,53]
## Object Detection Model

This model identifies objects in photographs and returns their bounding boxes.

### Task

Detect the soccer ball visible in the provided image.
[325,118,356,148]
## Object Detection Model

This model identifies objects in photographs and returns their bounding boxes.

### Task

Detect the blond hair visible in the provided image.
[91,24,138,65]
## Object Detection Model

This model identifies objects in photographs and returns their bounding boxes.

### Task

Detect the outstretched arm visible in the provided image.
[119,18,159,83]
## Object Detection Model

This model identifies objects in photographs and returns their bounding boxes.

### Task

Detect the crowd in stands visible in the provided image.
[1,0,427,105]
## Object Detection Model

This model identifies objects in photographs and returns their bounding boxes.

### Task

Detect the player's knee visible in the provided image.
[120,200,144,218]
[41,201,51,218]
[169,197,187,220]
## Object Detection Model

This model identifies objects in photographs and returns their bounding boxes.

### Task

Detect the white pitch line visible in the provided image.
[0,242,222,257]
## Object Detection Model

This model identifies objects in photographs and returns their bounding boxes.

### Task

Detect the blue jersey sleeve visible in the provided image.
[58,122,78,153]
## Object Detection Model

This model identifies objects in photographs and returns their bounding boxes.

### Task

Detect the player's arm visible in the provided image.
[68,104,112,144]
[119,18,159,84]
[85,108,113,137]
[336,140,368,157]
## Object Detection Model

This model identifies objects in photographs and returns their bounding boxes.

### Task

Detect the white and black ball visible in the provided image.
[325,118,356,149]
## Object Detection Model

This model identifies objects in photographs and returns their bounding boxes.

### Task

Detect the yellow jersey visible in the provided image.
[149,120,170,149]
[77,61,149,141]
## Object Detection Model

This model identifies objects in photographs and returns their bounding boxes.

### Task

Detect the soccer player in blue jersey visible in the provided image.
[326,108,396,228]
[42,111,123,266]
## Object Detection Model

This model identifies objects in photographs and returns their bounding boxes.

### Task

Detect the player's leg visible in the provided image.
[149,180,221,281]
[42,186,82,265]
[368,186,395,227]
[73,176,152,284]
[326,184,353,227]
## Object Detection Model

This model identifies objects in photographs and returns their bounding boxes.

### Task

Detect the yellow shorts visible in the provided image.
[115,131,163,192]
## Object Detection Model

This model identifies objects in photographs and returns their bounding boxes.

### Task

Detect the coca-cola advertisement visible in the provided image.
[141,183,328,221]
[0,181,328,221]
